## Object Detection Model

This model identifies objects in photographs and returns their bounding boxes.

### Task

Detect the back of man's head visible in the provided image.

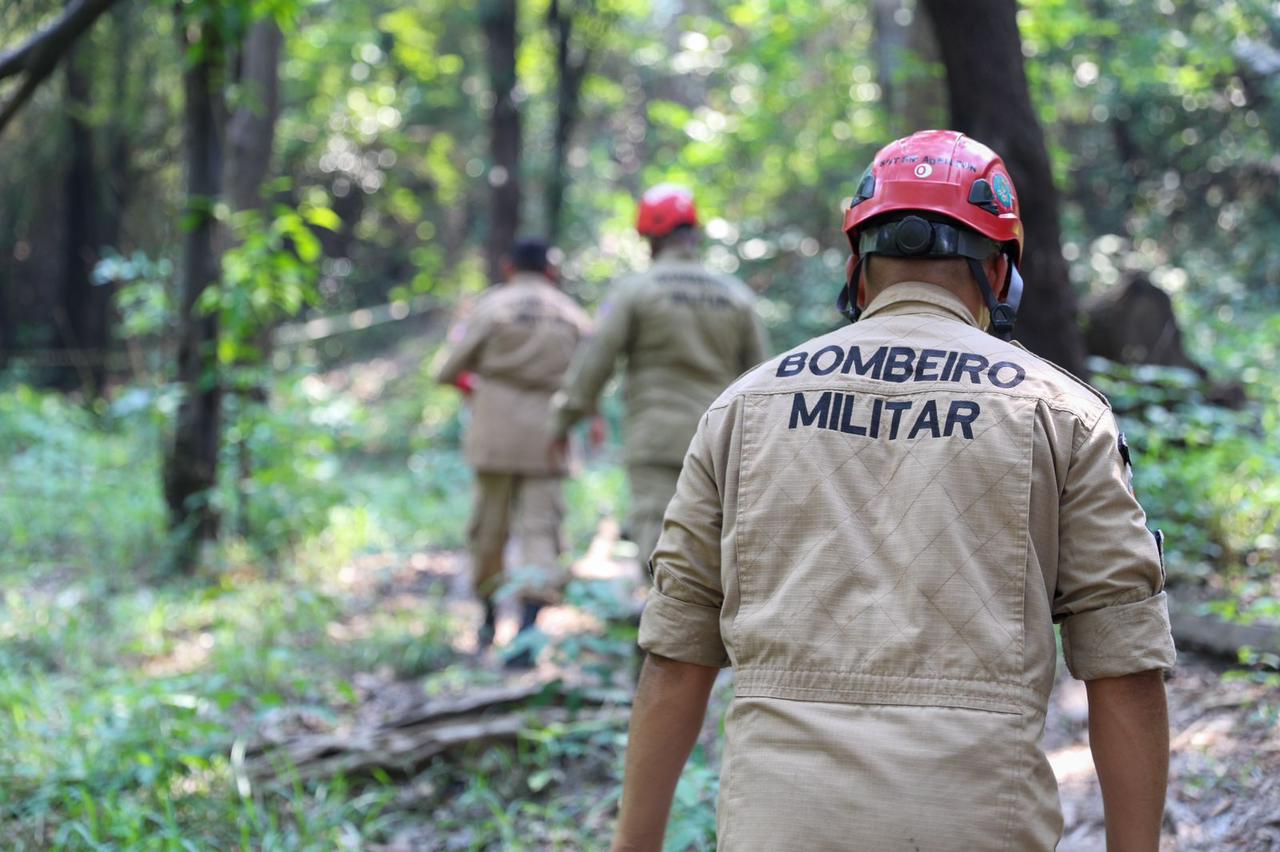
[840,130,1023,336]
[510,237,551,276]
[650,222,699,256]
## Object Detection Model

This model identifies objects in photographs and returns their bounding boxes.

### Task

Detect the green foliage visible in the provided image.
[0,428,460,846]
[96,251,178,340]
[1091,292,1280,589]
[217,377,349,557]
[1020,0,1280,295]
[6,0,1280,846]
[203,203,336,367]
[665,746,719,852]
[0,545,458,847]
[0,384,168,574]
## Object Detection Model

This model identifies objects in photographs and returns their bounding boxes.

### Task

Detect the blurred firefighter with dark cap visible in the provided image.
[551,185,769,570]
[436,237,591,666]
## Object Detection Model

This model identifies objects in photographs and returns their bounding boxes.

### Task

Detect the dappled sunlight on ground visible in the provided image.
[1047,658,1280,851]
[102,510,1280,850]
[142,631,216,678]
[396,522,1280,850]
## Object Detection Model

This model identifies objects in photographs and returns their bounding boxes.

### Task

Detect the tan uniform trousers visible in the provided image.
[627,463,682,571]
[468,472,566,605]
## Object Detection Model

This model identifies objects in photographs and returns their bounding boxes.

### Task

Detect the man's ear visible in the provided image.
[988,254,1011,300]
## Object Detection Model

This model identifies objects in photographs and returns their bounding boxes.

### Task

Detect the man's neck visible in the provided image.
[869,279,984,325]
[654,243,699,262]
[508,271,553,286]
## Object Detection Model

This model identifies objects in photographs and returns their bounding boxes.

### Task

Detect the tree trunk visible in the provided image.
[873,0,945,137]
[223,18,283,540]
[224,19,281,214]
[921,0,1086,375]
[482,0,521,283]
[546,0,592,244]
[164,9,225,569]
[60,35,110,394]
[101,1,132,269]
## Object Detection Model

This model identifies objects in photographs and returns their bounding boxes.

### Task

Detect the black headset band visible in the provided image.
[840,215,1022,338]
[858,216,1001,262]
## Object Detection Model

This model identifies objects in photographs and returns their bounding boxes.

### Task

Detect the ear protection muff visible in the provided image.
[1004,264,1024,316]
[988,264,1024,338]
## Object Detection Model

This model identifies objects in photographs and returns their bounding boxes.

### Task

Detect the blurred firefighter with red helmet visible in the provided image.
[612,131,1174,851]
[552,184,769,571]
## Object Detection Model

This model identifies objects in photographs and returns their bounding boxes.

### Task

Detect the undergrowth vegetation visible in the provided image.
[1,291,1277,847]
[0,338,657,848]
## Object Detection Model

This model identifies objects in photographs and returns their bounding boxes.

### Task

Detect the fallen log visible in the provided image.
[240,679,630,785]
[244,706,630,785]
[1168,595,1280,663]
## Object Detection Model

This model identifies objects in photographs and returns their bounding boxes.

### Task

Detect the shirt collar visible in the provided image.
[652,244,700,265]
[859,281,980,328]
[509,271,553,287]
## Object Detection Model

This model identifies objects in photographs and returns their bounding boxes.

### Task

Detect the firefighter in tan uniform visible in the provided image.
[436,238,591,664]
[551,185,769,568]
[613,132,1176,851]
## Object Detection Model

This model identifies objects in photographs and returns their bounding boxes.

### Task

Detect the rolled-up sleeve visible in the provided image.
[638,416,729,668]
[1055,409,1177,681]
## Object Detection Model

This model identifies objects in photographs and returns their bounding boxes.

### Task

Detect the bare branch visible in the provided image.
[0,0,126,136]
[0,67,44,134]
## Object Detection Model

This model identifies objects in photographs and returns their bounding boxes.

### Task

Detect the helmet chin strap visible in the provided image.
[840,254,1022,337]
[837,256,866,324]
[965,257,1020,340]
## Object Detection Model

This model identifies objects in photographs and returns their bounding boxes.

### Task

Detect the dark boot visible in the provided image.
[518,600,543,632]
[503,601,543,670]
[477,598,497,650]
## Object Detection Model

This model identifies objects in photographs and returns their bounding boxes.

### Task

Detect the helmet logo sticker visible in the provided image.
[914,163,933,178]
[992,173,1015,208]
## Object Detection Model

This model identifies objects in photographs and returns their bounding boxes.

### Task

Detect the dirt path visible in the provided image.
[1049,655,1280,851]
[366,531,1280,849]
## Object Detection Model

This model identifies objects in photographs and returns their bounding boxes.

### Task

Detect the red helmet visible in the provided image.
[636,183,698,238]
[843,130,1022,264]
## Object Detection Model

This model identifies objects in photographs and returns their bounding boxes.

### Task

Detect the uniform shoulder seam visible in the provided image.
[719,273,759,304]
[603,273,652,307]
[1010,341,1110,409]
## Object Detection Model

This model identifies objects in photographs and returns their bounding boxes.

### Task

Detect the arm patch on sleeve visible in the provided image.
[1152,528,1166,580]
[1118,431,1135,495]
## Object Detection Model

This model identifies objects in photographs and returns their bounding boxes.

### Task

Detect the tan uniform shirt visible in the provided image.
[552,247,769,466]
[639,282,1176,851]
[436,274,591,475]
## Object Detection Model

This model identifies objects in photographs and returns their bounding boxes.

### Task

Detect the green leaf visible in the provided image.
[302,206,342,231]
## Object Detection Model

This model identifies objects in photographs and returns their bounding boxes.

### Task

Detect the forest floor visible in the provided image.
[248,332,1280,849]
[285,529,1280,851]
[10,335,1275,848]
